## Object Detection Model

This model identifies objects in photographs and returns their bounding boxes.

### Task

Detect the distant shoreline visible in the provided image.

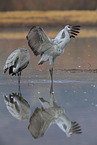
[0,10,97,28]
[0,28,97,39]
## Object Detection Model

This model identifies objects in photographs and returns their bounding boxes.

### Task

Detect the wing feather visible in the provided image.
[4,48,30,74]
[71,121,82,134]
[3,50,19,73]
[26,26,52,56]
[28,107,51,139]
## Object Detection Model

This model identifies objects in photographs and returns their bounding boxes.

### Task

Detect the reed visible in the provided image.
[0,29,97,39]
[0,10,97,26]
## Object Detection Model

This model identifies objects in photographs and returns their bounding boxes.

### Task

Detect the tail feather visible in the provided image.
[3,67,8,74]
[9,66,13,75]
[38,54,49,65]
[38,61,44,65]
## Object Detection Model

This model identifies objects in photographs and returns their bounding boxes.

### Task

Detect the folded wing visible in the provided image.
[3,50,19,74]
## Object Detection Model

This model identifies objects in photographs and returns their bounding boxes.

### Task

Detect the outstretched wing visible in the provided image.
[26,26,52,56]
[28,107,52,139]
[70,26,80,38]
[71,121,82,134]
[55,112,82,137]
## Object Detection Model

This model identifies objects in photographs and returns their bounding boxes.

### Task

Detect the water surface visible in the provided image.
[0,29,97,145]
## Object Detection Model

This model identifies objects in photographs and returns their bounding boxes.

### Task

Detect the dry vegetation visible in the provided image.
[0,10,97,27]
[0,29,97,39]
[0,10,97,38]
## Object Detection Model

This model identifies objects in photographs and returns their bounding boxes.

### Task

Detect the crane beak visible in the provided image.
[70,26,80,38]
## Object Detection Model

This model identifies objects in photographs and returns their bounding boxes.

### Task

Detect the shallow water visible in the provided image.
[0,29,97,145]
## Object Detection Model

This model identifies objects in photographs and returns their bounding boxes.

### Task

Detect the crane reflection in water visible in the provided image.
[3,86,82,139]
[28,96,82,139]
[4,92,31,121]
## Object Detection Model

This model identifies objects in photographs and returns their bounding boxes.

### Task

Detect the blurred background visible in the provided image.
[0,1,97,145]
[0,0,97,11]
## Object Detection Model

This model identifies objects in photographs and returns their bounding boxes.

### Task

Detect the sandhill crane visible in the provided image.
[28,97,82,138]
[26,25,80,94]
[3,48,30,94]
[4,92,31,121]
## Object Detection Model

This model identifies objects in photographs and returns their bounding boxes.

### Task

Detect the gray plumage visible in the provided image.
[26,25,80,94]
[26,25,80,65]
[28,97,82,138]
[4,92,31,121]
[4,48,30,75]
[3,48,30,94]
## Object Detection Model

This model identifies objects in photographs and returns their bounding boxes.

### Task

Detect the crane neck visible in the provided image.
[59,30,70,49]
[54,28,70,49]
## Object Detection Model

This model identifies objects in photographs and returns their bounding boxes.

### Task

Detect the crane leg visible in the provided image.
[49,58,55,95]
[49,67,54,95]
[18,72,21,96]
